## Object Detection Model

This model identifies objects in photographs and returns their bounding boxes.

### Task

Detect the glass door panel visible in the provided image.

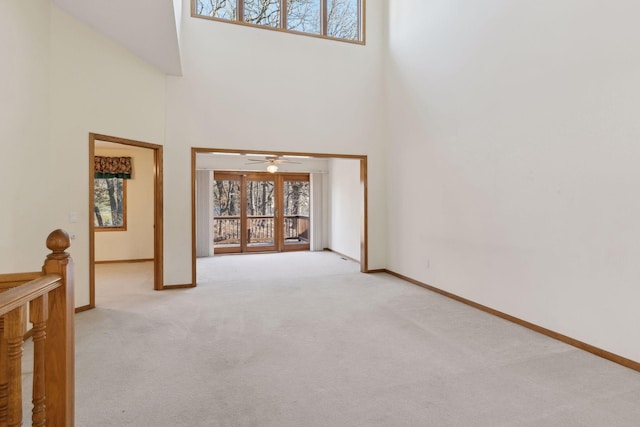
[213,178,242,252]
[212,172,310,254]
[246,178,276,250]
[282,177,310,251]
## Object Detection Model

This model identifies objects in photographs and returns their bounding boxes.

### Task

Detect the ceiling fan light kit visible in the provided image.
[245,156,301,173]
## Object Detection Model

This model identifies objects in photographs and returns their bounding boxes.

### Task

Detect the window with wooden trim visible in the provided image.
[94,178,127,231]
[193,0,364,43]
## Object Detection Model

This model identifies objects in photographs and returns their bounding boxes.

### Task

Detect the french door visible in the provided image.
[213,172,310,254]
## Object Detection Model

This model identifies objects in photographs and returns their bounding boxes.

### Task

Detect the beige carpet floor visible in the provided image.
[22,252,640,426]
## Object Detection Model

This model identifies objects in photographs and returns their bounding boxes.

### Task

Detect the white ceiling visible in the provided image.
[52,0,182,76]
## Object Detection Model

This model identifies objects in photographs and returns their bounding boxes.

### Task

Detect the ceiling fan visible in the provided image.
[245,156,301,173]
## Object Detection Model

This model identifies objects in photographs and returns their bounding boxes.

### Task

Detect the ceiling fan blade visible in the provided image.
[244,157,304,165]
[274,160,301,164]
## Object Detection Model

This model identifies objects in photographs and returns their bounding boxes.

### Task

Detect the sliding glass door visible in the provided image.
[213,172,310,254]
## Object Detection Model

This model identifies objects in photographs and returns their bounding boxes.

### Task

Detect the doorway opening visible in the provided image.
[87,133,164,311]
[214,171,310,254]
[191,148,369,287]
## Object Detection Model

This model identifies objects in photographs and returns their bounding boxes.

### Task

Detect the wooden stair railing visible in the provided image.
[0,230,74,427]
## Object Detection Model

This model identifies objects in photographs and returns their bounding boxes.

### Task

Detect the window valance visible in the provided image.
[94,156,133,179]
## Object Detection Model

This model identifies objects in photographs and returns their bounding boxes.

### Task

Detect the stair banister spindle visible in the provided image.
[6,306,25,427]
[30,295,48,427]
[0,316,7,426]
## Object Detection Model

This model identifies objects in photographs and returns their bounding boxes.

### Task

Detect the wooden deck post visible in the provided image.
[42,230,75,427]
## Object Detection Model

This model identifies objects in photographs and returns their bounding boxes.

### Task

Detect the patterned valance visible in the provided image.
[94,156,133,179]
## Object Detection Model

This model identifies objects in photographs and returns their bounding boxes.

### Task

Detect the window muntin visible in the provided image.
[193,0,364,43]
[94,178,126,231]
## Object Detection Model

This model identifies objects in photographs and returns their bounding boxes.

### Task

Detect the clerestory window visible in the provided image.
[192,0,364,44]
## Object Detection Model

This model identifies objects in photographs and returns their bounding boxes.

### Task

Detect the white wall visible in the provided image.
[48,4,166,306]
[386,0,640,362]
[163,0,387,283]
[0,0,53,273]
[328,159,361,261]
[94,145,155,262]
[173,0,183,47]
[1,0,385,304]
[4,0,639,363]
[1,2,165,306]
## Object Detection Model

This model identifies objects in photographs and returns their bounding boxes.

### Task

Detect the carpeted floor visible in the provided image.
[23,252,640,426]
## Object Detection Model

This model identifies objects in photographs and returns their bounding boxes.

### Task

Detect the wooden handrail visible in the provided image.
[0,229,75,427]
[0,275,62,317]
[0,272,42,292]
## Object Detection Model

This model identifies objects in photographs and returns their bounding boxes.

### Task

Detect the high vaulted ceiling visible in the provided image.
[52,0,182,76]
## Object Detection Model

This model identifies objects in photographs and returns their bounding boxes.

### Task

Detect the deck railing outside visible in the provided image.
[214,216,242,245]
[214,216,310,246]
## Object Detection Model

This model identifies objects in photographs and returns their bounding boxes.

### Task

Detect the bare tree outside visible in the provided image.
[327,0,358,40]
[194,0,360,41]
[213,179,241,246]
[246,180,274,216]
[213,180,241,217]
[94,178,125,228]
[244,0,281,27]
[246,180,275,245]
[196,0,237,20]
[284,181,310,217]
[283,180,310,243]
[287,0,320,34]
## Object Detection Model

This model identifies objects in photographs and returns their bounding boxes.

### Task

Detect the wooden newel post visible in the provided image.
[42,229,75,427]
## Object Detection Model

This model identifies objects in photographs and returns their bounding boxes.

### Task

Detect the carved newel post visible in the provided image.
[42,229,75,427]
